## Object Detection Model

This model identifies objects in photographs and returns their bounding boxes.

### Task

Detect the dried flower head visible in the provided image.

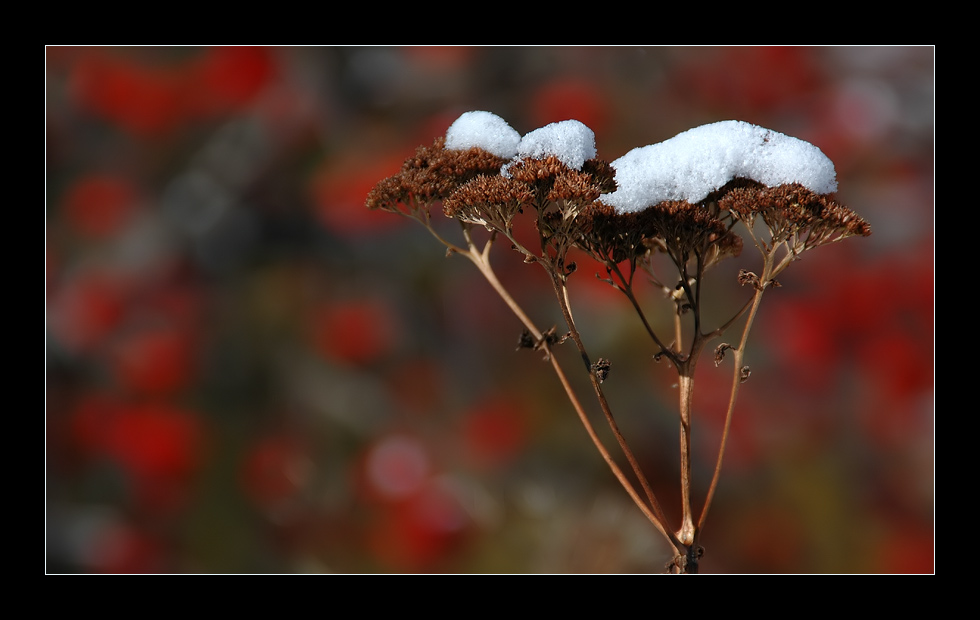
[365,137,510,216]
[575,202,658,266]
[716,180,871,249]
[581,159,618,194]
[576,192,744,281]
[490,155,618,267]
[443,174,534,233]
[538,166,608,243]
[503,156,614,209]
[634,200,743,269]
[504,154,573,186]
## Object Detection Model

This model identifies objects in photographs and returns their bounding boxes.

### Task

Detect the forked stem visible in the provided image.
[446,225,681,552]
[696,249,775,537]
[550,272,679,548]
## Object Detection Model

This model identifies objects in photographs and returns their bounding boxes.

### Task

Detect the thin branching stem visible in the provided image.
[424,217,681,552]
[548,270,680,549]
[543,334,677,548]
[695,247,775,538]
[608,261,680,365]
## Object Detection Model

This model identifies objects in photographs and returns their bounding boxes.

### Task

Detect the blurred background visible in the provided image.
[45,46,934,574]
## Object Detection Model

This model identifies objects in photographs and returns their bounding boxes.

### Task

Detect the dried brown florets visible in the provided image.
[575,193,743,272]
[505,156,616,196]
[716,181,872,249]
[575,202,658,265]
[581,159,618,194]
[546,168,603,205]
[365,174,412,213]
[507,157,615,225]
[365,137,510,215]
[464,156,619,264]
[641,200,743,265]
[504,155,573,185]
[540,162,621,265]
[443,174,535,232]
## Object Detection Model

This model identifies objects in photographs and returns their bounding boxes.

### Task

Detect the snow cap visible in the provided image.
[444,111,522,159]
[515,120,597,171]
[604,120,838,213]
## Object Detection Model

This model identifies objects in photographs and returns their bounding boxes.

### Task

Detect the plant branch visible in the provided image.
[608,261,681,366]
[696,249,774,537]
[548,269,680,549]
[425,219,681,551]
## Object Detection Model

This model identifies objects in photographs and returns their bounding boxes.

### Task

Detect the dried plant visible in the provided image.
[366,113,871,573]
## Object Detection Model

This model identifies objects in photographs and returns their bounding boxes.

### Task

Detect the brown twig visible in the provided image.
[439,221,682,552]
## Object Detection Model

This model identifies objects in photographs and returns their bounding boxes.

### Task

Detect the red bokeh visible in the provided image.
[309,297,399,366]
[109,323,197,397]
[871,521,934,573]
[67,395,205,515]
[365,476,470,572]
[85,521,169,574]
[460,397,528,471]
[69,49,186,138]
[529,77,611,137]
[48,265,129,354]
[242,432,311,512]
[670,47,825,119]
[350,433,473,571]
[65,47,274,139]
[108,402,202,480]
[310,150,410,235]
[59,174,139,240]
[188,46,275,116]
[763,243,934,446]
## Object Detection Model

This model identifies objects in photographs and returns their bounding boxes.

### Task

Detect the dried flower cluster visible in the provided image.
[366,137,510,217]
[717,178,871,246]
[370,143,868,281]
[366,114,870,573]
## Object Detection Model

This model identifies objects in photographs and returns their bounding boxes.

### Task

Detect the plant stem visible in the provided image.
[544,333,676,548]
[445,226,681,552]
[548,271,681,550]
[696,250,774,537]
[676,370,696,547]
[675,336,708,549]
[608,261,680,366]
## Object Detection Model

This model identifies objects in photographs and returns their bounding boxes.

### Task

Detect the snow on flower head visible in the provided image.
[603,120,839,213]
[444,111,522,160]
[515,120,597,171]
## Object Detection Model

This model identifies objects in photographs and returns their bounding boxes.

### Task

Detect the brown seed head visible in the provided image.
[715,180,872,247]
[443,174,535,231]
[365,137,510,214]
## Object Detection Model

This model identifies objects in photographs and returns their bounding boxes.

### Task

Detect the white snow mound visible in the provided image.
[444,111,522,159]
[603,120,838,213]
[514,120,597,171]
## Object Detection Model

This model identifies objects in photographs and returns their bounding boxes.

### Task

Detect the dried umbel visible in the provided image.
[525,158,617,266]
[501,156,609,217]
[441,152,622,273]
[365,137,510,217]
[717,179,872,249]
[443,173,534,233]
[636,200,743,269]
[574,202,655,266]
[573,196,745,310]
